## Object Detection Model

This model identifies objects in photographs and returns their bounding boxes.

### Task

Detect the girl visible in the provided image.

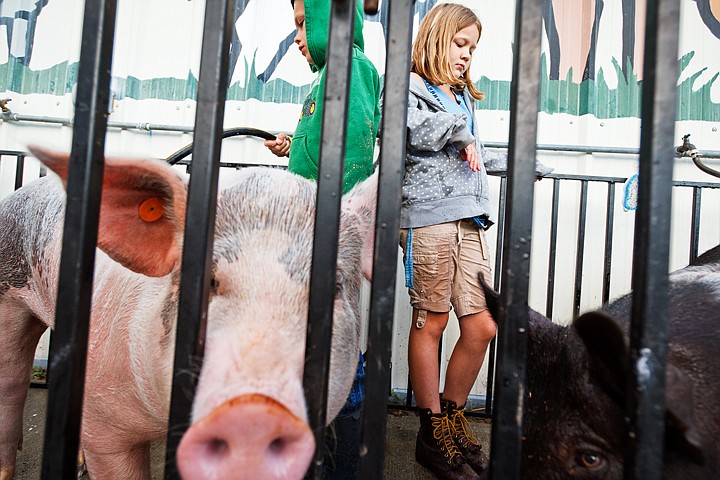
[399,4,550,479]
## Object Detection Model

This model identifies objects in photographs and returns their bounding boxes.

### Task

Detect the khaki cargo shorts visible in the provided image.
[399,219,493,319]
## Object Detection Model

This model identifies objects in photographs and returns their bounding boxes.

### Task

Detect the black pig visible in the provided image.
[483,245,720,479]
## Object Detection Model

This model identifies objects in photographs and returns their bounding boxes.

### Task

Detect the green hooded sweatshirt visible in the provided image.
[288,0,381,194]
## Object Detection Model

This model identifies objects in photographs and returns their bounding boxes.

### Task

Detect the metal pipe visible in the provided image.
[5,114,720,159]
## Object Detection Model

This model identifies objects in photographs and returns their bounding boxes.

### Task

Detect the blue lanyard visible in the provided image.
[422,79,474,133]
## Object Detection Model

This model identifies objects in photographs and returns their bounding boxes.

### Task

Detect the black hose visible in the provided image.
[691,155,720,179]
[164,127,278,165]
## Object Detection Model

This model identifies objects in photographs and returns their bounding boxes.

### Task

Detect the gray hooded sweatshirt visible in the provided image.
[400,75,552,229]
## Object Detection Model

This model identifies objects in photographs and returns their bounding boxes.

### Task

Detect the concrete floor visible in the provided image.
[14,387,491,479]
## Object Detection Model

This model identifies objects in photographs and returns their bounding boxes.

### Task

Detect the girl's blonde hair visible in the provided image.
[411,3,484,101]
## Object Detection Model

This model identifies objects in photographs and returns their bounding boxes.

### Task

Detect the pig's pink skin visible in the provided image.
[0,146,377,479]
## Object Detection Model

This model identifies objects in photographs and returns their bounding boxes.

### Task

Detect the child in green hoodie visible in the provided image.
[264,0,381,195]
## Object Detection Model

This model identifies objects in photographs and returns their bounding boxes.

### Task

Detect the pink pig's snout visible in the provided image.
[176,394,315,480]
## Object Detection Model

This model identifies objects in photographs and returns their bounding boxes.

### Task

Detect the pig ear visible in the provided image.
[29,145,187,277]
[341,172,377,281]
[577,310,705,463]
[574,311,628,403]
[664,363,705,462]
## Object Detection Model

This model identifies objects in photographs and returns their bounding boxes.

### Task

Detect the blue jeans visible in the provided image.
[323,352,364,479]
[323,405,362,479]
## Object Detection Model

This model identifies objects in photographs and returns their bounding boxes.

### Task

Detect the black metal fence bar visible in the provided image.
[13,155,24,191]
[488,0,544,478]
[0,153,24,189]
[303,0,356,477]
[493,177,508,291]
[626,0,681,477]
[602,182,616,304]
[572,181,589,317]
[163,0,235,478]
[482,177,507,415]
[358,0,415,476]
[689,188,701,262]
[545,178,560,317]
[40,0,117,478]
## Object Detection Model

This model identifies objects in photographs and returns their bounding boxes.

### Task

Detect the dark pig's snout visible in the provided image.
[176,394,315,480]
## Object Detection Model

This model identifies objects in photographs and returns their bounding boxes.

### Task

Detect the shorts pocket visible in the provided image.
[412,253,438,277]
[411,252,439,296]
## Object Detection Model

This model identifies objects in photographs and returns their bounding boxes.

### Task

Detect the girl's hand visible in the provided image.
[460,142,480,171]
[264,133,291,157]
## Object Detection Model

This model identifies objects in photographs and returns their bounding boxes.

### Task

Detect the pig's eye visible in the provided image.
[576,451,604,469]
[210,277,219,292]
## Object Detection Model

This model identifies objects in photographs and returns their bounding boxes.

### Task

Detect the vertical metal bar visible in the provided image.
[358,0,414,476]
[602,182,616,304]
[405,377,414,407]
[41,0,117,478]
[488,0,544,478]
[545,178,560,317]
[689,187,701,262]
[374,0,415,428]
[14,154,25,190]
[484,177,508,415]
[625,0,680,478]
[483,338,497,414]
[494,176,508,290]
[573,180,589,317]
[164,0,234,477]
[303,0,355,477]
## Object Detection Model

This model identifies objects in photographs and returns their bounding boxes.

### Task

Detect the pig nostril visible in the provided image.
[207,438,229,456]
[269,437,287,455]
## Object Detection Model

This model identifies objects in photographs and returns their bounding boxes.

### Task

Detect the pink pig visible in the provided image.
[0,146,377,479]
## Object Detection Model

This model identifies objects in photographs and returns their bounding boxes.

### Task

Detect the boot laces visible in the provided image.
[451,408,480,446]
[431,415,462,463]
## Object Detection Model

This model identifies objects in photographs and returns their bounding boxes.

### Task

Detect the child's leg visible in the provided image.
[408,309,450,413]
[442,310,496,405]
[399,224,456,413]
[444,220,496,405]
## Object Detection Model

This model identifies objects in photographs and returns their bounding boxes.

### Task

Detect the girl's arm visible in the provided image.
[406,93,474,152]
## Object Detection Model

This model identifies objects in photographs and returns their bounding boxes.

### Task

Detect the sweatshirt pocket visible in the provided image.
[288,132,318,179]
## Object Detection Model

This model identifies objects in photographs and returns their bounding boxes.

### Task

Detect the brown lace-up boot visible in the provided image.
[442,399,489,475]
[415,407,480,480]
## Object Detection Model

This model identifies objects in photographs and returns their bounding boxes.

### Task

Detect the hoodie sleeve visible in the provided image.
[480,143,508,173]
[479,143,555,177]
[342,53,382,193]
[406,92,475,152]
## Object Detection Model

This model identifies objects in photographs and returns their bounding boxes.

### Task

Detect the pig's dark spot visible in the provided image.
[280,247,310,285]
[0,178,63,297]
[159,271,181,343]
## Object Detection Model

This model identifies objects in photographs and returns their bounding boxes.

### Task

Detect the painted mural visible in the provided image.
[0,0,719,121]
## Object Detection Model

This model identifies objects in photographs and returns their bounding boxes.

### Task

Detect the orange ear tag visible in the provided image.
[139,197,164,223]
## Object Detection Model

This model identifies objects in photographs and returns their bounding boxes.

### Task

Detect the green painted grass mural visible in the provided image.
[1,52,718,121]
